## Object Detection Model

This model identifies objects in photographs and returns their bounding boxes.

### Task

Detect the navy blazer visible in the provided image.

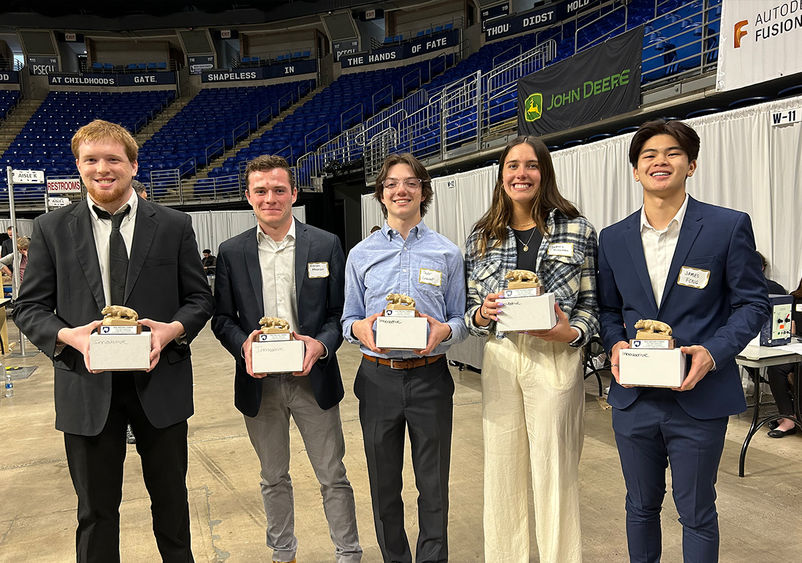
[597,197,770,419]
[13,198,214,435]
[211,219,346,415]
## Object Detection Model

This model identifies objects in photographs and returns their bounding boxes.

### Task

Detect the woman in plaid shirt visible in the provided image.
[464,136,599,563]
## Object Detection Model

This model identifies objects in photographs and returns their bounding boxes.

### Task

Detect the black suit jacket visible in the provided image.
[13,198,214,435]
[211,219,345,415]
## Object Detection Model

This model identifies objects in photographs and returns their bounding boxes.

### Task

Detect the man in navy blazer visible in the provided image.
[597,119,769,562]
[211,155,361,563]
[14,120,214,561]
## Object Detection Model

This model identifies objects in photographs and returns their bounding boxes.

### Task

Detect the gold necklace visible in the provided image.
[513,226,537,252]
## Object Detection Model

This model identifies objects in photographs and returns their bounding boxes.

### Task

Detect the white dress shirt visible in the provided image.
[257,221,299,332]
[640,193,689,307]
[87,190,138,307]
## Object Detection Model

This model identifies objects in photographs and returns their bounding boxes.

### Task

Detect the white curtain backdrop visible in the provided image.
[187,206,305,256]
[361,95,802,367]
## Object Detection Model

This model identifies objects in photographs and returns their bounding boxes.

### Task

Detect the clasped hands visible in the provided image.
[58,318,185,373]
[609,340,714,391]
[351,312,451,356]
[242,330,325,379]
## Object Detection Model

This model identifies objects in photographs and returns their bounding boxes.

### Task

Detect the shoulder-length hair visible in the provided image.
[373,153,433,218]
[472,136,579,256]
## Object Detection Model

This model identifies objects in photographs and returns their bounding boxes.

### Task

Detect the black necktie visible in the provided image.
[94,205,130,306]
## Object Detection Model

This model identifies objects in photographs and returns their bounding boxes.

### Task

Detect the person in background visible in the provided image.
[0,236,29,282]
[758,251,787,295]
[132,179,148,199]
[766,275,802,438]
[201,249,216,276]
[464,136,598,563]
[1,226,14,257]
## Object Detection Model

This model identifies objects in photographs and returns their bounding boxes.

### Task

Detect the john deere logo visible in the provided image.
[524,93,543,121]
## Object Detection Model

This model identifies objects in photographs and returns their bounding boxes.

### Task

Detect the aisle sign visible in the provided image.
[12,169,45,184]
[48,196,71,208]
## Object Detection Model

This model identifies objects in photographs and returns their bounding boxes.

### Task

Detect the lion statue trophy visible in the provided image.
[505,269,541,291]
[259,316,291,334]
[385,293,416,311]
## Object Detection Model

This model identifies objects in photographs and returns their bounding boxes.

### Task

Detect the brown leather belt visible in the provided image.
[362,354,445,370]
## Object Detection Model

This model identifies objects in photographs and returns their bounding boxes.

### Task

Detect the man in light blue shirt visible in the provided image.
[342,153,466,563]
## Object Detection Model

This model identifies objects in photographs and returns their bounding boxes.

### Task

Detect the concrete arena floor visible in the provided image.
[2,321,802,562]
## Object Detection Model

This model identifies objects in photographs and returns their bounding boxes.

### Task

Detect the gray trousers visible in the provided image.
[244,374,362,562]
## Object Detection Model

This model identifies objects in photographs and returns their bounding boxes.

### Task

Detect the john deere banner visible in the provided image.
[518,27,643,136]
[716,0,802,92]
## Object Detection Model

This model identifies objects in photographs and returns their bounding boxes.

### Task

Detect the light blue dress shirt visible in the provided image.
[342,221,468,359]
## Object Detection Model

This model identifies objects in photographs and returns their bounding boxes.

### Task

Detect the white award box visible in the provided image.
[89,328,151,371]
[496,290,557,332]
[375,310,428,350]
[619,348,687,388]
[251,333,305,374]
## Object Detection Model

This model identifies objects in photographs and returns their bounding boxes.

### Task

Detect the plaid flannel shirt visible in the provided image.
[464,208,600,347]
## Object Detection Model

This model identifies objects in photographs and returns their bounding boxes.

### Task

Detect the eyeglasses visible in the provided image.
[382,177,423,190]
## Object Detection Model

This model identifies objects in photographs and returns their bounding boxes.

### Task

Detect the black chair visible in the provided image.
[616,125,639,135]
[561,139,584,149]
[777,84,802,99]
[685,107,721,119]
[583,335,609,397]
[586,133,613,144]
[728,96,769,110]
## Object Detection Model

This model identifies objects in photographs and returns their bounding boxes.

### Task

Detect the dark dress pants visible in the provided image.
[766,364,795,416]
[64,373,192,563]
[355,356,454,563]
[612,388,728,563]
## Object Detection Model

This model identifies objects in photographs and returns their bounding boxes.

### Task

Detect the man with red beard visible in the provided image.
[14,119,213,562]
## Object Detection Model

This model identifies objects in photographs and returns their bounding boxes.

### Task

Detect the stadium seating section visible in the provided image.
[0,0,727,202]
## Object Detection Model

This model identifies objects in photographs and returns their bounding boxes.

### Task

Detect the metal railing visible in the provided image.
[576,3,629,53]
[372,85,394,114]
[640,1,720,88]
[204,137,225,166]
[365,128,399,181]
[341,103,365,132]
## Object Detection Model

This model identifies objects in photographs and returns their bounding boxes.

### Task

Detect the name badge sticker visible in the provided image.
[796,303,802,312]
[307,262,330,278]
[677,266,710,289]
[419,268,443,287]
[547,242,574,257]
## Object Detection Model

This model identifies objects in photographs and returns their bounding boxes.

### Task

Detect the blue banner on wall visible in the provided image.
[340,29,460,68]
[48,71,177,86]
[201,59,317,82]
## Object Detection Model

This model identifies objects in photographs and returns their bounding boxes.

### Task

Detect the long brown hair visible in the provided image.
[472,136,579,256]
[792,276,802,299]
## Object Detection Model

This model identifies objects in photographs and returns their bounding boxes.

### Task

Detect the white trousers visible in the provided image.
[481,333,585,563]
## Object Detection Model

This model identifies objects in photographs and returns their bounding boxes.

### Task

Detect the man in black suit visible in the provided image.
[212,155,361,563]
[14,119,214,562]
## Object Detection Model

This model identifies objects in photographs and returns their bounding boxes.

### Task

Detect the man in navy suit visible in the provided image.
[597,119,769,562]
[211,155,361,563]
